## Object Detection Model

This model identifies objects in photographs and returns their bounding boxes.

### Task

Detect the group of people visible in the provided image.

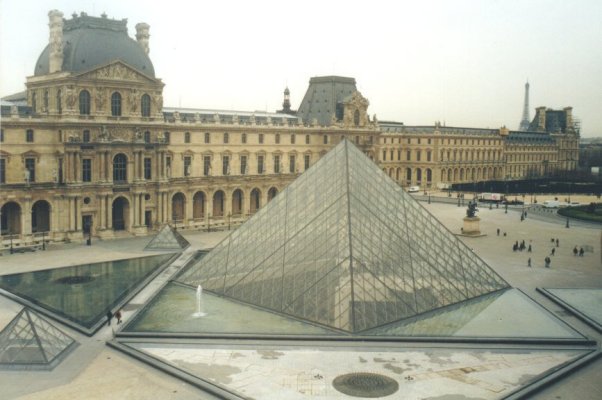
[106,309,123,326]
[573,246,585,257]
[513,240,531,252]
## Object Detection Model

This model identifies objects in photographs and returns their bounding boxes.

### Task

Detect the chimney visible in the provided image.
[536,106,546,131]
[48,10,64,73]
[135,22,150,54]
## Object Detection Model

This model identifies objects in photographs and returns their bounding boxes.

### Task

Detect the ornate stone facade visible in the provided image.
[0,11,579,249]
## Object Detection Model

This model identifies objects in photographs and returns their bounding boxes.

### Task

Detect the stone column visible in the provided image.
[22,197,32,237]
[75,152,81,182]
[107,196,113,229]
[140,193,146,227]
[185,191,193,224]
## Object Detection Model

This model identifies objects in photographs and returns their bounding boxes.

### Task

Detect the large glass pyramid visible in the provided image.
[178,139,509,333]
[0,308,77,368]
[145,224,190,251]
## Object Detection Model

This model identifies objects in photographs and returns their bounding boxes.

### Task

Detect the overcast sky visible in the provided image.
[1,0,601,136]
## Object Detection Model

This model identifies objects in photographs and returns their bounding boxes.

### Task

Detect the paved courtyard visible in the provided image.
[0,198,600,399]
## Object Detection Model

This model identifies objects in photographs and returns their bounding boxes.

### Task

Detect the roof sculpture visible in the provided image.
[178,139,509,333]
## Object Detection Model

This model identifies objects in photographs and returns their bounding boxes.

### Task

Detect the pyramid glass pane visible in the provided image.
[0,254,174,331]
[177,140,508,333]
[541,288,602,330]
[145,224,190,250]
[0,309,76,366]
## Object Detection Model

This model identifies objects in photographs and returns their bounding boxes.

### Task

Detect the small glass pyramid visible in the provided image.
[145,224,190,251]
[177,139,509,333]
[0,308,77,368]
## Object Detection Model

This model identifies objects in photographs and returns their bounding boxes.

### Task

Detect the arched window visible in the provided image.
[224,132,229,144]
[113,153,127,182]
[111,92,122,116]
[141,94,151,117]
[79,90,91,115]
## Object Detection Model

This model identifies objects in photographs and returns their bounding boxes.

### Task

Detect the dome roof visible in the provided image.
[34,14,155,77]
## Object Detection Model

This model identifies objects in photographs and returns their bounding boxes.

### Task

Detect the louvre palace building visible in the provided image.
[0,11,579,246]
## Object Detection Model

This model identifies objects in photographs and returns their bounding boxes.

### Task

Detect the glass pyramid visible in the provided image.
[145,224,190,251]
[177,139,509,333]
[0,308,77,368]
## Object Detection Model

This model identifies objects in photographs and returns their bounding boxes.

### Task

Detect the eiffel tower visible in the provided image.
[519,81,530,131]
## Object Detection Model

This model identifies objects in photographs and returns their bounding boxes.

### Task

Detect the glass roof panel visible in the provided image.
[542,288,602,329]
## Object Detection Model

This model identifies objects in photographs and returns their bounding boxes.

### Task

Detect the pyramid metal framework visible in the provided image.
[145,224,190,251]
[178,139,509,333]
[0,308,77,367]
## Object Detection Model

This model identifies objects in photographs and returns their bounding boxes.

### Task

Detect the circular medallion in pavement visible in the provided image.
[332,372,399,398]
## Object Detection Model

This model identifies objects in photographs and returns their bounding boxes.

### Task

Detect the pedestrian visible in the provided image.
[503,232,507,237]
[524,210,528,218]
[579,247,584,257]
[115,309,123,324]
[545,256,551,268]
[528,244,532,252]
[551,248,555,256]
[497,228,500,236]
[106,310,112,326]
[556,238,559,247]
[528,257,531,267]
[573,246,578,256]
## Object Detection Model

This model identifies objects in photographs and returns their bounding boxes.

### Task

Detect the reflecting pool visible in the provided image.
[0,253,175,333]
[124,282,337,335]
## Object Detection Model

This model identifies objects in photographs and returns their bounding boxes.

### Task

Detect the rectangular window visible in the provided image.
[323,135,328,144]
[0,159,5,183]
[417,138,421,144]
[240,155,247,175]
[290,134,295,144]
[83,130,90,143]
[397,150,401,160]
[185,132,190,143]
[82,159,92,182]
[428,138,431,144]
[203,156,211,176]
[224,132,229,144]
[407,138,411,144]
[406,150,411,161]
[274,155,280,173]
[144,157,152,179]
[204,132,210,144]
[275,134,280,144]
[427,151,432,162]
[390,150,394,160]
[222,155,230,175]
[304,154,310,170]
[382,150,386,161]
[25,158,35,182]
[258,133,264,144]
[416,151,421,161]
[184,156,191,177]
[144,131,151,143]
[289,155,296,173]
[164,131,170,143]
[305,135,310,144]
[257,155,264,174]
[26,129,34,143]
[241,133,247,144]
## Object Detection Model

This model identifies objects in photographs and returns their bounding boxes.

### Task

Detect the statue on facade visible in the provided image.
[466,200,479,218]
[95,90,105,111]
[99,125,109,141]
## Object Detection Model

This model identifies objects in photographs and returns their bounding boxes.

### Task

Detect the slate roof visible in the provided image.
[35,14,155,77]
[297,76,358,126]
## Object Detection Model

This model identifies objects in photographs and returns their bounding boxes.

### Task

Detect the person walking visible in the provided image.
[551,248,555,256]
[579,247,585,256]
[556,238,559,247]
[497,228,500,236]
[528,244,532,252]
[106,310,113,326]
[545,256,551,268]
[528,257,531,267]
[115,309,123,324]
[573,246,578,256]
